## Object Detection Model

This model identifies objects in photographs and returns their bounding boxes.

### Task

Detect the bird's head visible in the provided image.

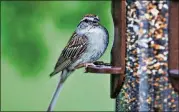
[81,14,100,23]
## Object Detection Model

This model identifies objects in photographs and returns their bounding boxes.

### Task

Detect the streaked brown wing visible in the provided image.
[54,33,88,73]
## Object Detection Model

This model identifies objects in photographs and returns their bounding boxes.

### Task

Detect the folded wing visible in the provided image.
[50,33,88,76]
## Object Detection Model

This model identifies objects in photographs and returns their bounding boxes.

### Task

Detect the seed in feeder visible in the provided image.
[169,84,172,89]
[156,95,160,100]
[164,12,169,17]
[129,98,136,103]
[152,1,156,3]
[146,97,152,104]
[147,3,153,10]
[155,23,161,29]
[146,69,152,74]
[155,54,166,61]
[168,95,171,99]
[131,38,136,43]
[151,8,159,16]
[159,23,167,29]
[148,65,154,69]
[137,41,149,48]
[171,98,175,103]
[152,69,157,74]
[134,63,139,68]
[150,20,155,26]
[159,1,164,4]
[172,105,176,108]
[153,63,160,70]
[163,63,168,67]
[158,104,162,109]
[163,4,168,10]
[156,78,160,82]
[172,90,175,94]
[160,62,166,66]
[154,83,159,87]
[158,69,165,74]
[125,58,128,61]
[160,87,164,91]
[156,34,163,39]
[149,59,157,65]
[159,29,163,33]
[132,50,137,54]
[135,1,141,8]
[150,28,156,34]
[149,15,153,20]
[157,15,162,20]
[158,3,163,9]
[127,24,134,28]
[128,45,132,50]
[127,38,131,42]
[162,18,166,22]
[130,69,134,73]
[123,85,127,89]
[145,13,150,19]
[152,50,157,54]
[163,76,168,81]
[153,44,165,50]
[127,62,131,66]
[125,93,129,98]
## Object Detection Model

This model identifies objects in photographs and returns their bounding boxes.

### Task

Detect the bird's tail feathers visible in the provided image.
[47,69,72,111]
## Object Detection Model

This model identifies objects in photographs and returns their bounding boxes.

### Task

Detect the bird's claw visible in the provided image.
[84,63,95,68]
[75,63,95,69]
[84,63,96,73]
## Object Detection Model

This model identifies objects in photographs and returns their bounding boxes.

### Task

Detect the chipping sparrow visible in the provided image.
[47,14,109,111]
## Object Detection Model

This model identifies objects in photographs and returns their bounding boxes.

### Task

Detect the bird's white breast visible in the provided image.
[87,27,106,45]
[69,25,108,69]
[83,27,107,58]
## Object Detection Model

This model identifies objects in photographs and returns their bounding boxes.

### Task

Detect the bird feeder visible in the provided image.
[86,0,179,111]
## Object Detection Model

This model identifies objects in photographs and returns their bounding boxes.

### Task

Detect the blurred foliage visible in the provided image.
[1,1,111,77]
[1,1,48,77]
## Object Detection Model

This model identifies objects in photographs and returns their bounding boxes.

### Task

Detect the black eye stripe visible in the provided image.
[84,19,88,22]
[94,18,99,21]
[83,17,99,23]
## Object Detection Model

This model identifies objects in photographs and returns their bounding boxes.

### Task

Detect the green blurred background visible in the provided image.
[1,1,114,111]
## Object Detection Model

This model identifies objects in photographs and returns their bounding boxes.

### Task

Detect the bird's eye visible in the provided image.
[84,19,88,22]
[94,18,99,22]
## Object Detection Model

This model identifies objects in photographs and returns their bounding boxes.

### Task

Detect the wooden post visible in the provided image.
[168,1,179,92]
[111,0,126,98]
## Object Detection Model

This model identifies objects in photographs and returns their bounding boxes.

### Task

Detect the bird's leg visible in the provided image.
[75,63,95,69]
[84,63,96,68]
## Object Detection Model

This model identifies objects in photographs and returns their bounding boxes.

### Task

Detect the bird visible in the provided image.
[47,14,109,111]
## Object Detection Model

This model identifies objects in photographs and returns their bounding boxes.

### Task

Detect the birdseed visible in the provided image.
[116,1,179,111]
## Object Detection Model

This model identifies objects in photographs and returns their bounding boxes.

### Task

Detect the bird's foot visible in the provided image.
[84,63,96,68]
[83,63,96,73]
[75,63,95,69]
